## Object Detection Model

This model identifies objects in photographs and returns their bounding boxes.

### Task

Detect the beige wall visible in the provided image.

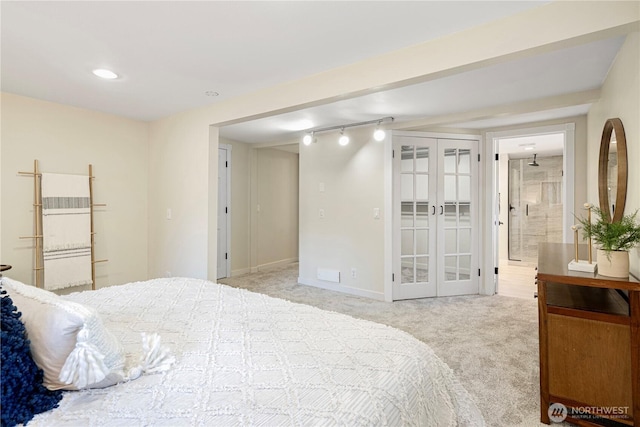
[255,147,299,270]
[147,110,212,280]
[299,126,385,299]
[0,93,149,288]
[587,32,640,278]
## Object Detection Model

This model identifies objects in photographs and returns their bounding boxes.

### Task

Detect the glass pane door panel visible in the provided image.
[444,229,457,254]
[444,256,457,281]
[444,203,457,227]
[416,147,429,172]
[459,255,471,280]
[444,175,456,200]
[416,202,429,227]
[416,175,429,200]
[401,174,413,201]
[459,203,470,226]
[401,146,414,172]
[444,149,457,173]
[401,202,414,227]
[458,149,471,174]
[458,176,471,201]
[459,228,471,253]
[416,257,429,282]
[401,230,414,256]
[416,230,429,255]
[401,258,414,284]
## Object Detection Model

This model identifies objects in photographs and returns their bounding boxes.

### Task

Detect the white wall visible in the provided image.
[0,93,149,288]
[219,138,252,276]
[587,32,640,278]
[299,126,386,299]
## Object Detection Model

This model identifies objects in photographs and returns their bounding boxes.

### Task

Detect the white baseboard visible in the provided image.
[297,277,385,301]
[255,258,298,272]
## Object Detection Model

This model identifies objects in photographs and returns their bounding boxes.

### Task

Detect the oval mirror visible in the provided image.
[598,118,627,222]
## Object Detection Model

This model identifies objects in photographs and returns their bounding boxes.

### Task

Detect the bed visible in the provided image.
[2,276,484,426]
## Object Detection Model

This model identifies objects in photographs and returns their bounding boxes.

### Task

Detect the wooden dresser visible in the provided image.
[537,243,639,426]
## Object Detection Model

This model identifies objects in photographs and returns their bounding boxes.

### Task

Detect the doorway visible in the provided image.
[392,132,480,300]
[489,125,574,298]
[217,145,231,279]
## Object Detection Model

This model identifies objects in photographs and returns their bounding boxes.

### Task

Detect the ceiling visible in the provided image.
[1,1,626,145]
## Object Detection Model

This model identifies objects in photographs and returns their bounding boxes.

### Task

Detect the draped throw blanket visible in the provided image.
[41,173,92,290]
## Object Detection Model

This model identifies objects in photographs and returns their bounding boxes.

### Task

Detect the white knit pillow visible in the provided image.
[1,277,125,390]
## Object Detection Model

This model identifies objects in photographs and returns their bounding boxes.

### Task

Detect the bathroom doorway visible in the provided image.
[493,129,569,298]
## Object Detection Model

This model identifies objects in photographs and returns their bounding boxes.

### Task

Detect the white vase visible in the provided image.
[596,249,629,278]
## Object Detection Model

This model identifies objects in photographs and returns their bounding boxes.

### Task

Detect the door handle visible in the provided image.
[526,204,529,216]
[509,204,516,212]
[432,205,436,215]
[440,205,444,215]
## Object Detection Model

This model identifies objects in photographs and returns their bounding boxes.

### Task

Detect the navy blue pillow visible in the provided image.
[1,287,63,427]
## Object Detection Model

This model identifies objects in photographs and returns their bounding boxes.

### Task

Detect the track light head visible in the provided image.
[302,133,313,146]
[373,128,386,142]
[338,128,349,146]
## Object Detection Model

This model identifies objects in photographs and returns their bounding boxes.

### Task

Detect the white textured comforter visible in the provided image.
[30,278,484,426]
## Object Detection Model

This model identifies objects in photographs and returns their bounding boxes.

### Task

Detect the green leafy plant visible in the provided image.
[577,207,640,253]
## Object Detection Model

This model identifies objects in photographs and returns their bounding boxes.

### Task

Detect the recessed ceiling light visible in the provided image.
[92,69,118,79]
[205,91,219,97]
[524,146,534,151]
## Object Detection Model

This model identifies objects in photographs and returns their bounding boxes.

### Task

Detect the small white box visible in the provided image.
[568,259,597,273]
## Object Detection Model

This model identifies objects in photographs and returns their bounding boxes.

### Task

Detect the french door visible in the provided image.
[392,135,479,300]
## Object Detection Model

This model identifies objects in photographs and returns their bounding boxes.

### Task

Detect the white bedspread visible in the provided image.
[30,278,484,426]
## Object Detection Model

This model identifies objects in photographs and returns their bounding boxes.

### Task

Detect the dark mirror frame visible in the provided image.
[598,118,628,223]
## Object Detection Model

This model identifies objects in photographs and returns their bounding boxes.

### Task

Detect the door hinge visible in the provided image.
[478,154,481,162]
[495,267,499,275]
[225,253,228,260]
[392,150,395,159]
[478,269,481,276]
[225,161,228,168]
[225,207,228,214]
[392,273,395,282]
[495,153,499,161]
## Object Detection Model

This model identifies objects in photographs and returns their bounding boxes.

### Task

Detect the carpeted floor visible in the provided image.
[219,263,552,427]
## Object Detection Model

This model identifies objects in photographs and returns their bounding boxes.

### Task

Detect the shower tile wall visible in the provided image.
[508,155,563,263]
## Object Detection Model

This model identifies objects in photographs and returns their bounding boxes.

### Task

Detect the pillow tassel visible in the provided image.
[137,333,175,375]
[59,330,109,389]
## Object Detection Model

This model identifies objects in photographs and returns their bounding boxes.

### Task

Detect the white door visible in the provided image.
[436,139,479,297]
[393,137,438,299]
[217,146,230,279]
[393,135,479,299]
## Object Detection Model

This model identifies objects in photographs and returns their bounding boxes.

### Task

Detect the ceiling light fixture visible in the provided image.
[373,120,387,141]
[301,116,394,146]
[338,129,350,146]
[204,91,219,97]
[524,146,534,151]
[92,69,118,79]
[303,132,314,146]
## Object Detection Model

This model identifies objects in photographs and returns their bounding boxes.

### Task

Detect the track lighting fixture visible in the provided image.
[301,116,394,146]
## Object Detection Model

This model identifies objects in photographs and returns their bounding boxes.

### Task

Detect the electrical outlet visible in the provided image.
[351,268,357,279]
[166,208,172,220]
[319,208,325,219]
[373,208,380,219]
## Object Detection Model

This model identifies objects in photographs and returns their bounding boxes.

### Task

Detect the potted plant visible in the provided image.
[577,207,640,278]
